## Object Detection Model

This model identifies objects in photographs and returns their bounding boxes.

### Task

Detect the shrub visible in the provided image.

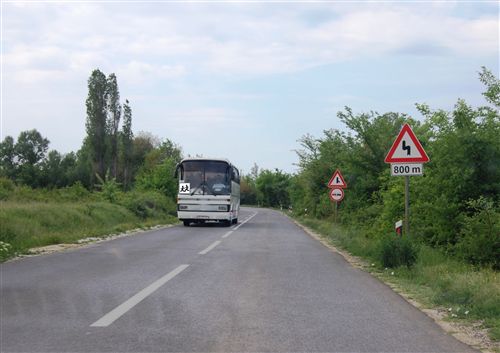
[0,241,12,260]
[456,197,499,269]
[60,181,91,201]
[0,177,15,200]
[119,190,176,219]
[379,235,418,268]
[95,174,122,203]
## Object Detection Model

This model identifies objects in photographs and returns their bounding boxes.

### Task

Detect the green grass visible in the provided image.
[0,200,178,261]
[294,215,500,343]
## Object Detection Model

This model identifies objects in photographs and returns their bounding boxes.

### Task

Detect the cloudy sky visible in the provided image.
[1,1,498,174]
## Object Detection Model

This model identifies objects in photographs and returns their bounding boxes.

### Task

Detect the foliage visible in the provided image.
[0,136,16,179]
[134,139,182,199]
[121,99,134,189]
[0,183,177,261]
[106,73,122,178]
[240,163,259,205]
[94,173,122,203]
[290,67,499,267]
[119,190,177,219]
[240,175,258,205]
[86,69,108,179]
[295,214,499,342]
[255,169,291,208]
[379,236,418,268]
[456,197,499,269]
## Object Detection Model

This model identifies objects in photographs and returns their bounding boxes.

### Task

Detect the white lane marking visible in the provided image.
[90,264,189,327]
[233,212,258,231]
[222,231,233,239]
[198,240,221,255]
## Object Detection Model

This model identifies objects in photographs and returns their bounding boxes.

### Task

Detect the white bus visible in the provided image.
[175,158,240,226]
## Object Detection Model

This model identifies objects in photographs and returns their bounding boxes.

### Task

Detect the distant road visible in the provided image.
[1,207,476,352]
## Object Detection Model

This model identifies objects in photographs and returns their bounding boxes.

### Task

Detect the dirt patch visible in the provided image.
[291,217,498,353]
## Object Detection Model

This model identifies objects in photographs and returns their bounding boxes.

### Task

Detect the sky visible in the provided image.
[1,1,498,175]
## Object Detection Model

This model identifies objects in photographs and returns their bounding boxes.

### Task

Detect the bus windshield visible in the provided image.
[182,160,230,195]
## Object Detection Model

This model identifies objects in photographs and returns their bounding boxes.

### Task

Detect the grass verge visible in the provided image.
[294,215,499,348]
[0,200,178,261]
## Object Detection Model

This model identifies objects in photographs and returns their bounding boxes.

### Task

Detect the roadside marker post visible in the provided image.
[327,170,347,223]
[395,220,403,236]
[385,123,429,237]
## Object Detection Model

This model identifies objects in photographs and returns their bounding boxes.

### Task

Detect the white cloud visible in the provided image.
[2,2,497,163]
[3,3,497,80]
[116,61,186,85]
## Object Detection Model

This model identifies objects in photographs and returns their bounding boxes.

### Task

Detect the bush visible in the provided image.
[118,190,176,219]
[379,236,418,268]
[0,177,15,200]
[456,198,499,269]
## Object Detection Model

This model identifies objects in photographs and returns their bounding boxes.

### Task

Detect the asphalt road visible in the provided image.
[1,207,476,352]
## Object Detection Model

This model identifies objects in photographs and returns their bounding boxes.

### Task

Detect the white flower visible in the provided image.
[465,310,469,315]
[448,307,452,312]
[391,272,395,276]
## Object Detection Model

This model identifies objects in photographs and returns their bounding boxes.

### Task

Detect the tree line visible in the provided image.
[1,67,497,268]
[0,69,182,194]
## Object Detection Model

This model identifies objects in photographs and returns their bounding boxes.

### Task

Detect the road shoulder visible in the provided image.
[287,213,496,353]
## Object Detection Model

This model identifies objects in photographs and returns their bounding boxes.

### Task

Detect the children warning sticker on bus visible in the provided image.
[179,183,190,194]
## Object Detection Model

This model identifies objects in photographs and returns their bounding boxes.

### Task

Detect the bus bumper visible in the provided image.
[177,211,231,222]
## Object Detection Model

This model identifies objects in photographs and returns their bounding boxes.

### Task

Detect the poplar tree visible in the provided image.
[121,99,133,189]
[106,73,121,178]
[0,136,16,179]
[85,69,108,180]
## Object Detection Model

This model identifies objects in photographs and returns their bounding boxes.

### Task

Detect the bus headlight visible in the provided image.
[178,205,188,210]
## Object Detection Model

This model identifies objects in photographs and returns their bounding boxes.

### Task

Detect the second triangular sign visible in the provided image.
[328,169,347,188]
[385,123,429,163]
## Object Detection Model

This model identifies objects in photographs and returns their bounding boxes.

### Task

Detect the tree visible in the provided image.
[40,150,62,188]
[135,139,182,198]
[130,132,160,183]
[255,169,291,207]
[86,69,108,181]
[0,136,16,179]
[107,73,121,178]
[15,129,49,165]
[60,152,78,187]
[479,66,500,107]
[240,174,258,205]
[121,99,133,189]
[14,129,49,187]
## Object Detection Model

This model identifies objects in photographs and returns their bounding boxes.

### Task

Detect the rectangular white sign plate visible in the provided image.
[179,182,191,193]
[391,163,423,176]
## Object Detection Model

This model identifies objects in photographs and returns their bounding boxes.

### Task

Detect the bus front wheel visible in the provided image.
[183,220,190,227]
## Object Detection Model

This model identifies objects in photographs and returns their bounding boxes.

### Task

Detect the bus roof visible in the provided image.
[179,158,236,167]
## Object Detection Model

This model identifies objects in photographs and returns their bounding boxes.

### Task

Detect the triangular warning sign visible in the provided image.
[328,169,347,188]
[385,124,429,163]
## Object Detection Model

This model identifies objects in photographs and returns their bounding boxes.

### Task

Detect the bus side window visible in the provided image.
[232,167,240,183]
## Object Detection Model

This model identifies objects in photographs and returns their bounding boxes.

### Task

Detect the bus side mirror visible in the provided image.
[174,164,180,178]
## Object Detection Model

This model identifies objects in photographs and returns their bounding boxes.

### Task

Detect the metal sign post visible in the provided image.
[385,124,429,236]
[334,200,338,223]
[405,176,410,236]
